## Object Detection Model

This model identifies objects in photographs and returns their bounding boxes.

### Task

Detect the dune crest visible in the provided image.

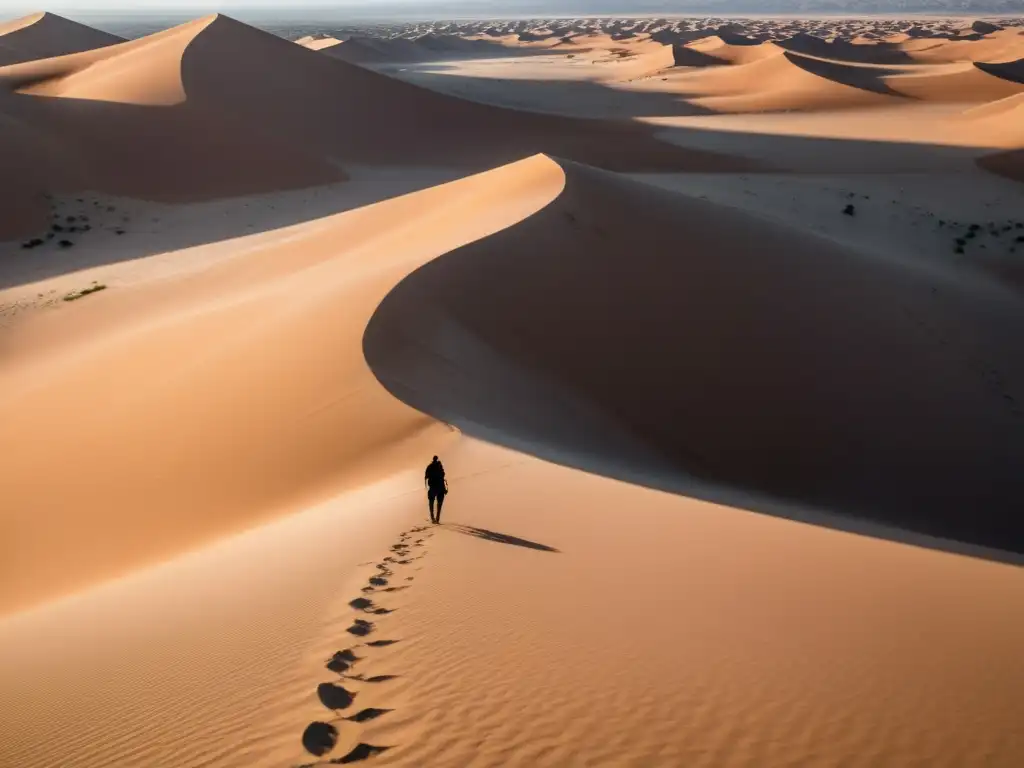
[0,11,122,66]
[365,156,1024,557]
[0,154,564,614]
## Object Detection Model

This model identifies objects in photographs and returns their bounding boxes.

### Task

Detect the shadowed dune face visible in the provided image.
[174,15,762,173]
[365,156,1024,558]
[0,11,123,66]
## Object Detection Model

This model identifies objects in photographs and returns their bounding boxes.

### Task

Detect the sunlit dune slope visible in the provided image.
[961,92,1024,146]
[0,155,566,615]
[0,11,122,66]
[885,59,1024,102]
[683,35,783,65]
[365,156,1024,557]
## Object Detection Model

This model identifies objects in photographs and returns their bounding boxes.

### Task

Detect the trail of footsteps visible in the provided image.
[297,526,433,766]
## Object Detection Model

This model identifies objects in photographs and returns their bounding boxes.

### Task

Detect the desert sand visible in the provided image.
[1,9,1023,768]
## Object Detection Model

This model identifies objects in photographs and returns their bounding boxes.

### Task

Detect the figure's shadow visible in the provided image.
[447,523,559,552]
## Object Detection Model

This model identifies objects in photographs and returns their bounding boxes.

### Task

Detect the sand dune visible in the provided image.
[0,155,555,613]
[0,16,347,219]
[317,35,432,64]
[3,147,1022,768]
[684,35,784,66]
[3,11,1024,768]
[779,33,929,65]
[314,34,511,65]
[295,34,343,51]
[960,92,1024,146]
[0,11,121,66]
[898,28,1024,64]
[365,155,1024,555]
[0,12,757,235]
[886,59,1024,102]
[672,51,897,112]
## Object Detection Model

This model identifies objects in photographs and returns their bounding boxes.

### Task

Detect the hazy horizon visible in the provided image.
[5,0,1024,23]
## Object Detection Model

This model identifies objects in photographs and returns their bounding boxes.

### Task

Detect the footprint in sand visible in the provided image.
[326,649,361,674]
[301,721,338,756]
[298,528,424,761]
[317,682,356,711]
[349,597,394,615]
[347,619,374,637]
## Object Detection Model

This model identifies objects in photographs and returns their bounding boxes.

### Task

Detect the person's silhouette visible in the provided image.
[424,456,448,524]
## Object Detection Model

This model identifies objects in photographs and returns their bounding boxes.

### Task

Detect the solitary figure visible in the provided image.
[425,455,448,524]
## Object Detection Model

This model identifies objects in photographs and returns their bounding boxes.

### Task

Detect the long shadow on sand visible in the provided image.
[378,62,717,119]
[446,523,560,552]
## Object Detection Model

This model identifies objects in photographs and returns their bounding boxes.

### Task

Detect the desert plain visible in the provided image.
[1,9,1023,767]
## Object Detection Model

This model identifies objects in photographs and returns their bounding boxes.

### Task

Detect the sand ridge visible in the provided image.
[0,11,122,66]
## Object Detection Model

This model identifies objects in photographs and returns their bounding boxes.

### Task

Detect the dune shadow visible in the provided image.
[351,674,399,683]
[783,51,903,96]
[363,154,1024,564]
[447,523,560,552]
[379,63,715,119]
[329,743,391,764]
[345,707,392,723]
[650,122,989,173]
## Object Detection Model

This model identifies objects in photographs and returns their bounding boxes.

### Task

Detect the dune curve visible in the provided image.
[365,155,1024,558]
[0,155,566,614]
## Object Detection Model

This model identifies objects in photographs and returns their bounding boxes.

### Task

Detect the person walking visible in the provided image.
[424,455,448,524]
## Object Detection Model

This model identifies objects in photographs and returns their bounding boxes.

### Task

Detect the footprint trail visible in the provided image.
[296,525,434,765]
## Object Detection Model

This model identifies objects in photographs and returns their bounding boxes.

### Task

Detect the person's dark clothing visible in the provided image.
[425,459,445,490]
[425,459,447,523]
